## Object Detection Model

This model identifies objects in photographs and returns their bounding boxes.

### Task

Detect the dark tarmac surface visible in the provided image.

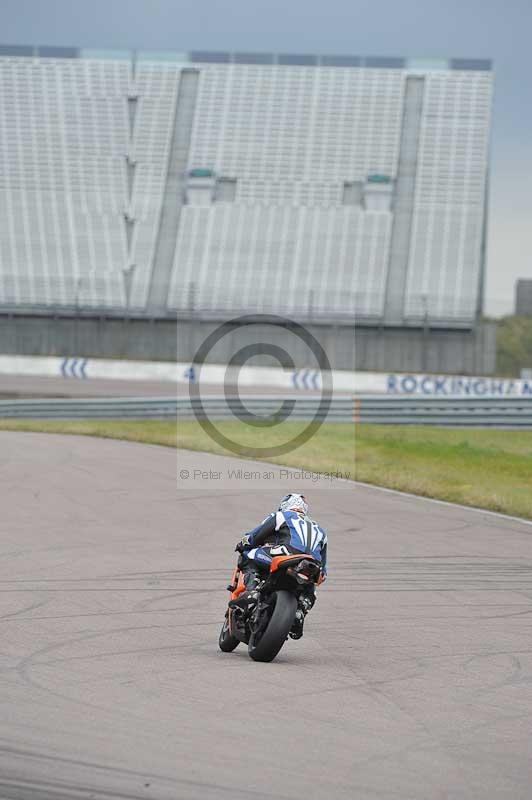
[1,432,532,799]
[0,374,176,398]
[0,375,330,398]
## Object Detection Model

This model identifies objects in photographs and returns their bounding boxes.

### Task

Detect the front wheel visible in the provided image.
[248,591,297,662]
[219,612,240,652]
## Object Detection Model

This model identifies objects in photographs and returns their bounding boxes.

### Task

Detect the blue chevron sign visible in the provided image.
[60,358,88,379]
[291,369,320,390]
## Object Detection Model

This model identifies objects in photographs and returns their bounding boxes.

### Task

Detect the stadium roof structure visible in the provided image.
[0,44,491,72]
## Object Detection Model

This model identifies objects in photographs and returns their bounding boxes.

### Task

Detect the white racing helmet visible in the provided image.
[278,493,309,516]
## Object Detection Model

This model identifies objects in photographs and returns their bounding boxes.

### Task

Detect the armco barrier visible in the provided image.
[0,395,531,427]
[354,396,532,427]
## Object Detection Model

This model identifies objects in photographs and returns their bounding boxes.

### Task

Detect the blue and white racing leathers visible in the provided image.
[241,510,327,584]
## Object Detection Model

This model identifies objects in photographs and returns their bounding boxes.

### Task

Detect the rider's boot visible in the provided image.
[228,588,259,611]
[289,595,314,640]
[289,608,305,639]
[229,565,261,612]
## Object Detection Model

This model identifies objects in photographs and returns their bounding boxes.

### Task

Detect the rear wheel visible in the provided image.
[248,591,297,663]
[219,612,240,652]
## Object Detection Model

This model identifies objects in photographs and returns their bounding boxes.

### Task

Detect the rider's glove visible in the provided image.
[235,534,251,553]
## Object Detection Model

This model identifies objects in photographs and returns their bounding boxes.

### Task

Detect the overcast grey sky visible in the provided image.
[1,0,530,316]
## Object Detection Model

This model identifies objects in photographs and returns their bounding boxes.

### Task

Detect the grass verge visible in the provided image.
[0,418,531,520]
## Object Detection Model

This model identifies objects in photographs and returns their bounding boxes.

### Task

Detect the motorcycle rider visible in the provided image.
[229,493,327,638]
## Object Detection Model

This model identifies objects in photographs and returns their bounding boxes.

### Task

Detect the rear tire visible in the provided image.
[248,591,297,663]
[219,612,240,652]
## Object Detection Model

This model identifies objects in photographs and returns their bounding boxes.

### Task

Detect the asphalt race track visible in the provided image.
[0,375,337,399]
[0,375,180,398]
[1,432,532,799]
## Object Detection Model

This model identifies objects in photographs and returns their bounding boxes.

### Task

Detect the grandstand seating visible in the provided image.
[404,70,492,321]
[0,49,493,325]
[0,55,177,308]
[187,64,404,199]
[168,64,403,318]
[168,205,392,318]
[130,61,179,306]
[0,57,130,306]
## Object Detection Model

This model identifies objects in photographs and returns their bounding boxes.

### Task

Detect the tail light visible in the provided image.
[298,559,320,577]
[288,559,320,584]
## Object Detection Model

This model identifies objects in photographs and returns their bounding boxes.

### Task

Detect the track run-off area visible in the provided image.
[1,432,532,799]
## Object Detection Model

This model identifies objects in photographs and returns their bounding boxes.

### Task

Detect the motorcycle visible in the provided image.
[218,552,322,662]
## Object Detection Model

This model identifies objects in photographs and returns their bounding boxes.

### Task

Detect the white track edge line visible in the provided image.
[174,444,532,528]
[204,447,532,528]
[348,478,532,527]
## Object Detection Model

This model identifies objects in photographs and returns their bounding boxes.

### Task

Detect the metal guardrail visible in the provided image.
[0,395,531,427]
[0,397,180,419]
[353,396,532,427]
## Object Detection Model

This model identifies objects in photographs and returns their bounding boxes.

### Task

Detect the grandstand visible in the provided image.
[0,46,495,372]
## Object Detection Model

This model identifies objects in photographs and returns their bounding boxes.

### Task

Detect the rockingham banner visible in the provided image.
[385,373,532,396]
[0,355,531,397]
